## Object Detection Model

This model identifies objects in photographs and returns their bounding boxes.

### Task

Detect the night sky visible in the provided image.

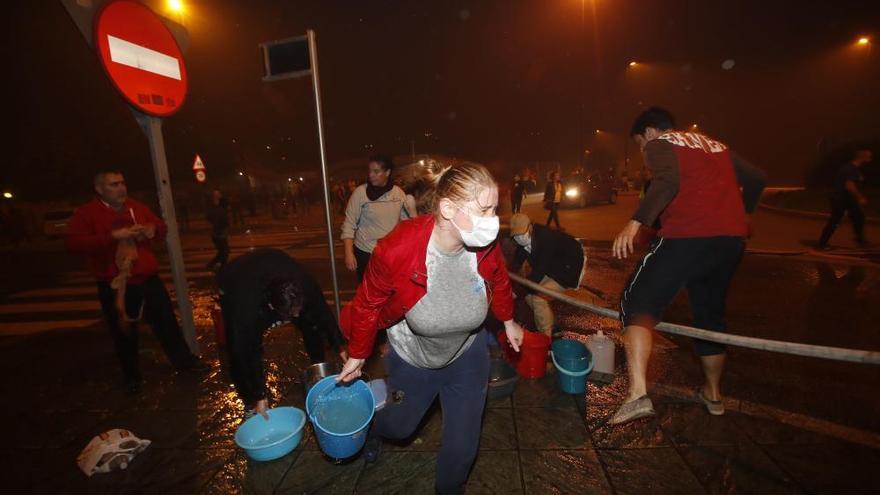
[6,0,880,199]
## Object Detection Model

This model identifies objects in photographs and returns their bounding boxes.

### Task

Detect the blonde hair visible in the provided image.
[395,159,497,215]
[429,162,497,213]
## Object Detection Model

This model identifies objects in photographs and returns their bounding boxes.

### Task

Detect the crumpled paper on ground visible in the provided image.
[77,429,151,477]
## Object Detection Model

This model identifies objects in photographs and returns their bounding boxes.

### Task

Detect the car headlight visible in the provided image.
[565,188,579,198]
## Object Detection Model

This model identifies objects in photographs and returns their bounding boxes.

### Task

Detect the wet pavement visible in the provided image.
[1,202,879,493]
[2,317,879,494]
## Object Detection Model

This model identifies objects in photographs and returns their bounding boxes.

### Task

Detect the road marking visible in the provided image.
[107,35,182,80]
[0,319,98,336]
[10,287,96,298]
[0,300,101,314]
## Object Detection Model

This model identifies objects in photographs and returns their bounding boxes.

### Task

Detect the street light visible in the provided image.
[2,192,12,199]
[167,0,184,13]
[628,61,637,67]
[858,37,870,46]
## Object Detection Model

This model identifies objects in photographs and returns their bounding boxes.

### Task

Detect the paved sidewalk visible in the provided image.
[1,321,877,494]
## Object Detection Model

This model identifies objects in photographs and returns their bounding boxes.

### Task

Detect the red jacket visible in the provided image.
[66,198,167,284]
[340,214,515,359]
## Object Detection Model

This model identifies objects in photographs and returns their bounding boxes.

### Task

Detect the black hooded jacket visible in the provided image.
[218,248,345,404]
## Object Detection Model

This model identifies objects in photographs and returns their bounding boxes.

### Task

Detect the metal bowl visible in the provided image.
[303,362,341,393]
[488,357,518,400]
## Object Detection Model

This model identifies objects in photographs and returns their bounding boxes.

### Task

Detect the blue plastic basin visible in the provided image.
[234,406,306,461]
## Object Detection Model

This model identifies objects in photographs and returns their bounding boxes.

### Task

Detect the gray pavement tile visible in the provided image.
[300,424,322,451]
[0,448,88,494]
[515,407,592,450]
[480,408,518,451]
[1,409,113,449]
[761,441,880,495]
[468,451,523,494]
[385,404,444,452]
[487,394,513,409]
[520,450,612,494]
[513,371,577,408]
[185,408,241,450]
[599,447,705,494]
[356,451,436,494]
[82,447,233,494]
[678,443,803,495]
[583,375,630,406]
[586,405,670,449]
[658,404,753,447]
[101,409,206,449]
[731,413,836,446]
[201,449,299,495]
[275,450,363,494]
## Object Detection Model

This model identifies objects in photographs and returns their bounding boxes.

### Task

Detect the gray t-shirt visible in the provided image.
[387,239,488,369]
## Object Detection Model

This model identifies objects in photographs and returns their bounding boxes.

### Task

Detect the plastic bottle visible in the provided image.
[586,330,615,374]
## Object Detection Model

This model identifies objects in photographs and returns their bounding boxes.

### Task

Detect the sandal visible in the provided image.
[609,395,655,425]
[696,388,725,416]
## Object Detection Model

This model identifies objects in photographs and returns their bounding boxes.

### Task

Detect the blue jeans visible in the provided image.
[373,330,490,495]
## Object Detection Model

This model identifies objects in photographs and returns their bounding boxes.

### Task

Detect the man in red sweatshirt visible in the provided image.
[67,170,206,394]
[610,108,767,424]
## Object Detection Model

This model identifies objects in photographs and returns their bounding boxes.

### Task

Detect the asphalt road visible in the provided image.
[1,195,878,436]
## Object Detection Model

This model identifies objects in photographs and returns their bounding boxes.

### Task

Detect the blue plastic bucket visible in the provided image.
[550,339,593,394]
[305,375,375,459]
[234,407,306,461]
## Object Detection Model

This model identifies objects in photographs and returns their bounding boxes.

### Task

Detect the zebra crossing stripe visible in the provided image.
[0,320,97,336]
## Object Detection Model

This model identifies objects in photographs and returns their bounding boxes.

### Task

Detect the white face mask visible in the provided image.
[451,206,499,247]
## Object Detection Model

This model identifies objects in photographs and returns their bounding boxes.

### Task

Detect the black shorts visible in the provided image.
[619,236,745,356]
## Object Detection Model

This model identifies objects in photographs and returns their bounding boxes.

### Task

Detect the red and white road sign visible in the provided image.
[192,154,205,171]
[192,154,206,182]
[94,0,188,117]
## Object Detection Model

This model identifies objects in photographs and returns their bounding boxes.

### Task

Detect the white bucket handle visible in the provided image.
[551,351,594,377]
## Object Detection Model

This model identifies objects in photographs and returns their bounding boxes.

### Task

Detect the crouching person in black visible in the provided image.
[218,248,347,418]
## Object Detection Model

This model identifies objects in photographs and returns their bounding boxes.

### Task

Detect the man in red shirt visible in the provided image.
[67,170,206,394]
[610,108,767,424]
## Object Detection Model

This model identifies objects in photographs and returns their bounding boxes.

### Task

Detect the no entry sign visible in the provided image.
[94,0,188,117]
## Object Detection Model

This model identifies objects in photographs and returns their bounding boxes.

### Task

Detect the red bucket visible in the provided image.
[212,308,226,345]
[497,330,551,379]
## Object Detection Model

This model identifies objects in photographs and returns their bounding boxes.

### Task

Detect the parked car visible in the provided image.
[561,173,617,207]
[43,209,74,239]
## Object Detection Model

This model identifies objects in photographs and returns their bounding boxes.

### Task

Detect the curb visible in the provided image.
[758,202,880,226]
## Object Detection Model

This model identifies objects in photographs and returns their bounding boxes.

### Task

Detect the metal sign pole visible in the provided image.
[138,113,200,354]
[307,29,341,318]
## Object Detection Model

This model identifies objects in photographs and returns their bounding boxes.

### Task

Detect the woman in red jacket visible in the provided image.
[338,162,524,495]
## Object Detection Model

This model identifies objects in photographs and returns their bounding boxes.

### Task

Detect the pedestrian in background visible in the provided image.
[67,170,207,394]
[544,171,563,229]
[338,162,523,495]
[511,174,525,213]
[508,212,586,336]
[206,189,230,271]
[611,107,766,424]
[818,148,872,249]
[229,191,245,228]
[176,190,190,233]
[340,154,409,281]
